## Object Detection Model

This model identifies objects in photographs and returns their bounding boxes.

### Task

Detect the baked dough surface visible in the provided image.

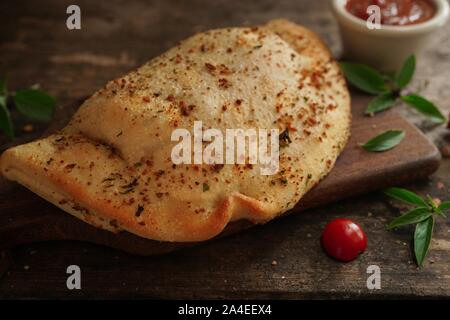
[0,19,351,242]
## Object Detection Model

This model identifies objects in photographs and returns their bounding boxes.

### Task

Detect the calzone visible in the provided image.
[0,19,351,242]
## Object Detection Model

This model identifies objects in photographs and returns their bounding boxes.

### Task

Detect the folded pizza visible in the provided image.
[0,19,351,242]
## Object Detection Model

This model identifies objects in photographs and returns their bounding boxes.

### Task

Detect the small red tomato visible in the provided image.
[321,218,367,262]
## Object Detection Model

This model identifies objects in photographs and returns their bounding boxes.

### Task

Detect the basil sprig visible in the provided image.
[340,55,446,124]
[401,94,446,124]
[361,130,405,152]
[339,62,387,95]
[0,76,56,139]
[395,55,416,89]
[13,89,56,122]
[384,187,449,267]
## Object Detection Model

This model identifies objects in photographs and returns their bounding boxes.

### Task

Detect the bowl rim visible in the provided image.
[331,0,450,35]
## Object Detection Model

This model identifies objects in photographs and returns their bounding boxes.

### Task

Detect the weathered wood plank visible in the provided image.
[0,0,449,299]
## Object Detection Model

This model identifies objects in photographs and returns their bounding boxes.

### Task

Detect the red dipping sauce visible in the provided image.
[346,0,436,26]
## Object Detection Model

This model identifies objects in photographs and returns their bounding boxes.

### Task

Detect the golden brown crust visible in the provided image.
[0,19,351,242]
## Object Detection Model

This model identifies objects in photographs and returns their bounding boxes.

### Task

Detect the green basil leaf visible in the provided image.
[395,55,416,89]
[365,93,396,115]
[13,89,56,122]
[362,130,405,152]
[384,187,429,207]
[401,94,446,124]
[0,95,6,108]
[339,62,388,95]
[387,207,432,230]
[414,216,434,267]
[439,201,450,212]
[0,99,14,139]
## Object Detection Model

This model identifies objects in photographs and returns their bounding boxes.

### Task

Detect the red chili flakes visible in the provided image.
[310,71,324,88]
[65,163,76,171]
[135,205,144,217]
[306,117,317,126]
[205,62,216,74]
[174,54,182,64]
[327,103,337,111]
[235,37,247,46]
[72,204,89,214]
[155,170,165,178]
[142,96,150,103]
[235,99,242,106]
[300,68,326,89]
[218,78,231,89]
[218,64,231,75]
[308,102,318,114]
[166,94,175,102]
[180,103,195,116]
[287,123,298,132]
[212,164,225,172]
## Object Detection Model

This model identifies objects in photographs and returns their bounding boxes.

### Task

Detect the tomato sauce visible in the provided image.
[345,0,436,26]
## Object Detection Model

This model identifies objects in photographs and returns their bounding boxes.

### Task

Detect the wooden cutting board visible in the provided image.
[0,94,440,255]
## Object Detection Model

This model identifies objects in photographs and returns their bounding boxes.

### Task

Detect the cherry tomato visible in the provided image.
[321,218,367,262]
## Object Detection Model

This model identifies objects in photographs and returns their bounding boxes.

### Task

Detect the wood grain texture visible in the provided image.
[0,0,449,299]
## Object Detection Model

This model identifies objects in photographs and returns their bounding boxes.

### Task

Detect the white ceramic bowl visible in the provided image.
[331,0,450,71]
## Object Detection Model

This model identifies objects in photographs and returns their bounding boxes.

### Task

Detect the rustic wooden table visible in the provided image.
[0,0,449,299]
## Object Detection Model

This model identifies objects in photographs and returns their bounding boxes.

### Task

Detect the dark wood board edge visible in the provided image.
[0,144,440,256]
